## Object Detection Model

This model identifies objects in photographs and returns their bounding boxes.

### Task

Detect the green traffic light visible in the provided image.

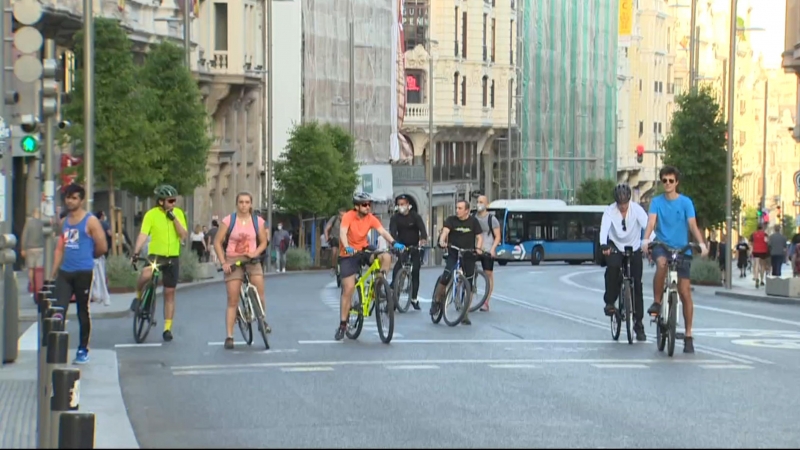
[21,135,37,153]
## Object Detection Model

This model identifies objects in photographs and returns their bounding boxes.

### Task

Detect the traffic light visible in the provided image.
[41,57,61,118]
[12,0,45,84]
[13,114,41,157]
[636,144,644,164]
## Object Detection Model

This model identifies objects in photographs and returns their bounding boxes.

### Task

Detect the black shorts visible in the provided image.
[148,255,180,288]
[478,253,494,271]
[339,254,370,279]
[329,238,340,249]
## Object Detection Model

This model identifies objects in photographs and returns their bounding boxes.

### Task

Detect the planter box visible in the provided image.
[196,262,217,280]
[692,280,722,287]
[765,277,800,298]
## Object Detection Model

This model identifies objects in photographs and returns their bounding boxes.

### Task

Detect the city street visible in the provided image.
[86,263,800,448]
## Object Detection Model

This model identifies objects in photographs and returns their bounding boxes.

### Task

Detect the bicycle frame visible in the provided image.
[354,254,384,316]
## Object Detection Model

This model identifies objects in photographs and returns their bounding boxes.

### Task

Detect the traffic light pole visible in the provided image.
[43,39,56,278]
[0,0,7,364]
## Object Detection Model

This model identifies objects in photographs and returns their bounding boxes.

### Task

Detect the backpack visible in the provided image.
[279,232,291,252]
[222,213,262,257]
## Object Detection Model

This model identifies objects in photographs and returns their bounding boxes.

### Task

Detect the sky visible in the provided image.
[741,0,786,68]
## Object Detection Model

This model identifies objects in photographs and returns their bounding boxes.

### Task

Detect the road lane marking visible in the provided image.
[114,343,162,348]
[280,367,334,372]
[730,339,800,350]
[491,292,773,365]
[592,364,649,369]
[17,322,38,351]
[699,364,753,370]
[489,364,539,369]
[298,339,617,345]
[206,343,299,353]
[559,270,800,328]
[386,365,439,370]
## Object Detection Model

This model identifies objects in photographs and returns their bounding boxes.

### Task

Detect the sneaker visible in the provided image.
[634,322,646,342]
[411,299,421,311]
[129,298,138,312]
[334,323,346,341]
[603,303,616,316]
[163,330,173,342]
[683,336,695,353]
[462,317,472,326]
[224,337,234,349]
[72,348,89,365]
[429,301,440,316]
[647,302,661,316]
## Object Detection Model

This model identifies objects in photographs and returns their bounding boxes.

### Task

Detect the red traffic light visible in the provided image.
[636,144,644,156]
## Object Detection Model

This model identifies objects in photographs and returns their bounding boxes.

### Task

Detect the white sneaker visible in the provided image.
[281,268,286,273]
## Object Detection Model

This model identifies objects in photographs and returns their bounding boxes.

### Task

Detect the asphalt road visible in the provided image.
[87,262,800,448]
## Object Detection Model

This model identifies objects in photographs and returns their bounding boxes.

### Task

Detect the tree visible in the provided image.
[662,85,739,230]
[741,206,758,239]
[321,124,360,215]
[62,18,166,254]
[782,215,796,241]
[139,42,212,196]
[575,178,617,205]
[274,122,344,247]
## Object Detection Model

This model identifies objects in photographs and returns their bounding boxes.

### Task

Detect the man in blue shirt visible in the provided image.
[642,166,708,353]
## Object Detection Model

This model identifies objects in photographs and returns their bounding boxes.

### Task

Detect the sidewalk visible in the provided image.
[713,263,800,306]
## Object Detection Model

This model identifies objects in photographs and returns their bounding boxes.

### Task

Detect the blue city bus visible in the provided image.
[488,199,605,266]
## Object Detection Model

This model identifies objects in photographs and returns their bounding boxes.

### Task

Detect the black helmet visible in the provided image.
[352,192,372,204]
[154,184,178,199]
[613,183,632,204]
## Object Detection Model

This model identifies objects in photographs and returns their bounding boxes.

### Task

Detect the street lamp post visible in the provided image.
[761,79,768,219]
[84,0,95,213]
[724,0,737,290]
[265,0,273,273]
[426,37,438,262]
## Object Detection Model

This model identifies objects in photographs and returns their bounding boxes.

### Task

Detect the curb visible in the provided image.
[713,290,800,306]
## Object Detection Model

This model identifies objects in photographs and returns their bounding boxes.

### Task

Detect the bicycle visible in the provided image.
[217,259,270,349]
[468,266,490,313]
[607,245,635,345]
[131,257,169,344]
[648,241,699,357]
[430,246,476,327]
[346,247,394,344]
[392,245,427,313]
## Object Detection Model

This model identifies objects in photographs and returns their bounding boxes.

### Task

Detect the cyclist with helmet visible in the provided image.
[599,183,649,341]
[130,184,188,342]
[335,192,406,340]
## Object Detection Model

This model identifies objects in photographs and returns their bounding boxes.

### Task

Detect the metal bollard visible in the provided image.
[58,412,95,449]
[37,318,65,449]
[49,367,80,449]
[1,233,18,364]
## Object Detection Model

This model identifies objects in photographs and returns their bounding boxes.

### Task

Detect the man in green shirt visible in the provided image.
[130,185,189,341]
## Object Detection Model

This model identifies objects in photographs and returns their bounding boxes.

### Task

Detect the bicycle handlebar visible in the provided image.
[448,245,481,254]
[647,241,700,255]
[216,258,264,272]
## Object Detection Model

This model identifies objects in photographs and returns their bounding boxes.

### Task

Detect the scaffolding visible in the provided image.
[301,0,394,163]
[518,0,619,201]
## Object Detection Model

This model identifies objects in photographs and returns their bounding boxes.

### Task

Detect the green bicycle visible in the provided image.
[131,256,169,343]
[346,248,395,344]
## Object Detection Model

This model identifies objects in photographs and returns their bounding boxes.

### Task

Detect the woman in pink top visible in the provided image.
[212,192,270,349]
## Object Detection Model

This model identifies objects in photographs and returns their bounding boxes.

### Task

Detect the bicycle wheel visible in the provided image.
[666,292,678,357]
[237,289,253,346]
[443,274,470,327]
[623,280,633,345]
[394,269,412,313]
[133,286,155,343]
[430,276,443,324]
[373,276,394,344]
[346,289,364,339]
[468,269,490,313]
[248,287,270,350]
[610,308,621,341]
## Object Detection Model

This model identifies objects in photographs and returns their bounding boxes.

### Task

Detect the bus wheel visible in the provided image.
[498,261,508,266]
[530,247,544,266]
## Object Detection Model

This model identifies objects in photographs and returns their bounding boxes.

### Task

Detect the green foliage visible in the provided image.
[178,247,201,282]
[285,248,312,271]
[62,18,166,197]
[741,206,758,238]
[783,215,796,241]
[690,258,722,286]
[106,255,141,289]
[139,42,212,196]
[274,122,359,217]
[662,85,740,229]
[575,178,617,205]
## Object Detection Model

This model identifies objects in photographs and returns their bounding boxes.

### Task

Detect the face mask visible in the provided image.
[277,225,283,230]
[398,206,408,214]
[477,205,486,212]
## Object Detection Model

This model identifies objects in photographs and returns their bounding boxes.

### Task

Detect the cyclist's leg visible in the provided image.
[480,254,494,310]
[161,257,180,340]
[631,250,645,334]
[223,263,244,347]
[602,251,622,315]
[377,251,392,276]
[410,248,422,305]
[461,253,477,324]
[390,252,403,288]
[246,263,266,312]
[433,251,457,311]
[676,255,695,352]
[648,246,669,315]
[131,260,154,310]
[336,255,360,339]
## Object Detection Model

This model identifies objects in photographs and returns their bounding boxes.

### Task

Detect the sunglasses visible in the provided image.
[166,198,177,204]
[621,218,627,232]
[661,178,676,185]
[358,203,372,208]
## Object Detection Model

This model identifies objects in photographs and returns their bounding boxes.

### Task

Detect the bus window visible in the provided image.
[567,218,580,240]
[527,213,546,240]
[548,213,567,240]
[506,213,525,243]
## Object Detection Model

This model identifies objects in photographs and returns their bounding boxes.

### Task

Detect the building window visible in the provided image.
[433,141,479,182]
[491,18,496,62]
[638,121,643,136]
[639,79,642,91]
[453,72,459,105]
[403,0,428,51]
[214,3,228,51]
[461,76,467,106]
[482,76,488,107]
[490,79,495,108]
[454,6,459,56]
[461,12,468,58]
[406,70,424,104]
[482,14,488,61]
[509,20,514,64]
[658,122,662,134]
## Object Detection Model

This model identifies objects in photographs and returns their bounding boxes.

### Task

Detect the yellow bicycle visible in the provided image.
[346,247,395,344]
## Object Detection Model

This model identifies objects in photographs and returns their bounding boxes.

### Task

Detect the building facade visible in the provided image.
[394,0,518,231]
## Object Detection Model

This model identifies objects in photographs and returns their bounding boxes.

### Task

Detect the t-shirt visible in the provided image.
[443,215,482,250]
[750,230,768,254]
[736,242,749,259]
[648,194,695,255]
[190,232,204,242]
[221,215,266,257]
[340,210,382,256]
[326,215,342,241]
[474,212,500,252]
[140,207,188,257]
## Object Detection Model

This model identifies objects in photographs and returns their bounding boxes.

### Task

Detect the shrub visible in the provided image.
[690,258,722,286]
[285,248,312,271]
[106,255,140,289]
[178,248,201,282]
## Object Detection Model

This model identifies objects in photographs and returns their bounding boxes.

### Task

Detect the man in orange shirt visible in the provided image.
[336,192,405,340]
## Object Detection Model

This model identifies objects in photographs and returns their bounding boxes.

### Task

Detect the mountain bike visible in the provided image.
[430,246,475,327]
[648,241,698,357]
[217,258,270,349]
[131,257,169,344]
[392,245,426,313]
[346,247,394,344]
[468,267,490,313]
[608,246,635,345]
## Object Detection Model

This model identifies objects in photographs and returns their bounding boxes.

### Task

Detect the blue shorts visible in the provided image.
[651,245,692,279]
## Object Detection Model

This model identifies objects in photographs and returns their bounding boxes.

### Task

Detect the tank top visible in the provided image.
[61,213,95,272]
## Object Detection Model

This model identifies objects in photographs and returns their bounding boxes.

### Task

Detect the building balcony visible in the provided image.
[392,164,427,185]
[392,163,479,185]
[404,103,429,127]
[617,156,642,172]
